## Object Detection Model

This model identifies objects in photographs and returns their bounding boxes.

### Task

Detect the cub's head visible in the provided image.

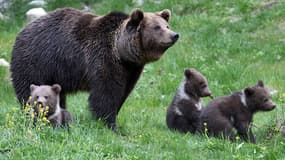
[184,68,211,98]
[244,80,276,112]
[29,84,61,115]
[118,8,179,64]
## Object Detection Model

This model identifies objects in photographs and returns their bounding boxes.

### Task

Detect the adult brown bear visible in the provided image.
[10,8,179,131]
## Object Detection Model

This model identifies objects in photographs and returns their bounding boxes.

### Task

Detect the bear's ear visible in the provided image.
[127,8,144,29]
[184,68,192,79]
[158,9,171,22]
[51,84,61,94]
[244,87,255,97]
[30,84,38,92]
[257,80,264,87]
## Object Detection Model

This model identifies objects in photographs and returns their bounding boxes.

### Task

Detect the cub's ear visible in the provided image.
[30,84,38,92]
[158,9,171,22]
[184,68,193,79]
[257,80,264,87]
[184,68,198,79]
[244,87,255,96]
[52,84,61,94]
[127,8,144,30]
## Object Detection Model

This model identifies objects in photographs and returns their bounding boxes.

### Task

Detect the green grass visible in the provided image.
[1,0,285,159]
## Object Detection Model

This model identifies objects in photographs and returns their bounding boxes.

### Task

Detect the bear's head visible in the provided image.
[29,84,61,116]
[244,80,276,112]
[118,8,179,65]
[183,68,212,98]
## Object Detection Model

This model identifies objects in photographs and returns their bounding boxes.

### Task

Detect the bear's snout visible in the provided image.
[263,101,276,111]
[37,101,43,106]
[171,33,179,42]
[37,97,46,105]
[265,105,276,111]
[35,101,47,110]
[201,91,211,98]
[267,100,276,110]
[204,92,212,97]
[270,104,276,110]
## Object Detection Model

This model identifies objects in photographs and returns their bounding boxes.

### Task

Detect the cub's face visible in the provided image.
[29,84,61,115]
[244,80,276,111]
[119,9,179,64]
[184,68,211,98]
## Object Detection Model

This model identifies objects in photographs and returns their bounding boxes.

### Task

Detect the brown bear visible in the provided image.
[166,68,212,133]
[29,84,73,128]
[200,80,276,143]
[10,8,179,131]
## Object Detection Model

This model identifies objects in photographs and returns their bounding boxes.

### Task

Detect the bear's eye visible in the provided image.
[44,96,49,99]
[264,98,269,103]
[166,26,169,29]
[154,25,161,30]
[200,83,207,88]
[36,96,39,99]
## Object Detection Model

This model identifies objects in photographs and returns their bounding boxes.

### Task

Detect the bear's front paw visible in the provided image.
[108,123,118,132]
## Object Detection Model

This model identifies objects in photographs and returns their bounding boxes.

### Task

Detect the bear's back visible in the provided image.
[10,8,93,94]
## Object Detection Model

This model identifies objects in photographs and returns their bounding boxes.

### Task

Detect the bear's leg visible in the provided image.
[13,80,31,106]
[248,125,256,143]
[171,116,193,133]
[60,93,67,109]
[61,110,73,133]
[222,123,235,141]
[88,89,122,131]
[236,121,252,142]
[191,119,201,133]
[208,118,233,140]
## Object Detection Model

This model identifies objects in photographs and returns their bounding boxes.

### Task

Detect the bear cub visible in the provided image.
[29,84,73,128]
[200,80,276,143]
[166,68,212,133]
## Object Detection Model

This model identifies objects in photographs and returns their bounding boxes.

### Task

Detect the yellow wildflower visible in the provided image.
[40,123,46,127]
[8,121,14,128]
[31,112,35,119]
[42,117,49,122]
[27,129,33,135]
[25,104,30,109]
[12,107,18,112]
[5,113,10,121]
[282,93,285,97]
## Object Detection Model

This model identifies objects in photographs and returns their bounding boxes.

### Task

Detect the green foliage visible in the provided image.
[0,0,30,29]
[45,0,93,10]
[1,0,30,20]
[1,0,285,159]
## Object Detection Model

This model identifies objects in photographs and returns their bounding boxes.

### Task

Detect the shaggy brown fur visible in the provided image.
[200,80,276,143]
[10,8,178,131]
[29,84,72,128]
[166,68,212,133]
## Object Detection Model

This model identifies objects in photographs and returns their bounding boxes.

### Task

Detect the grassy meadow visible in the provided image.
[1,0,285,159]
